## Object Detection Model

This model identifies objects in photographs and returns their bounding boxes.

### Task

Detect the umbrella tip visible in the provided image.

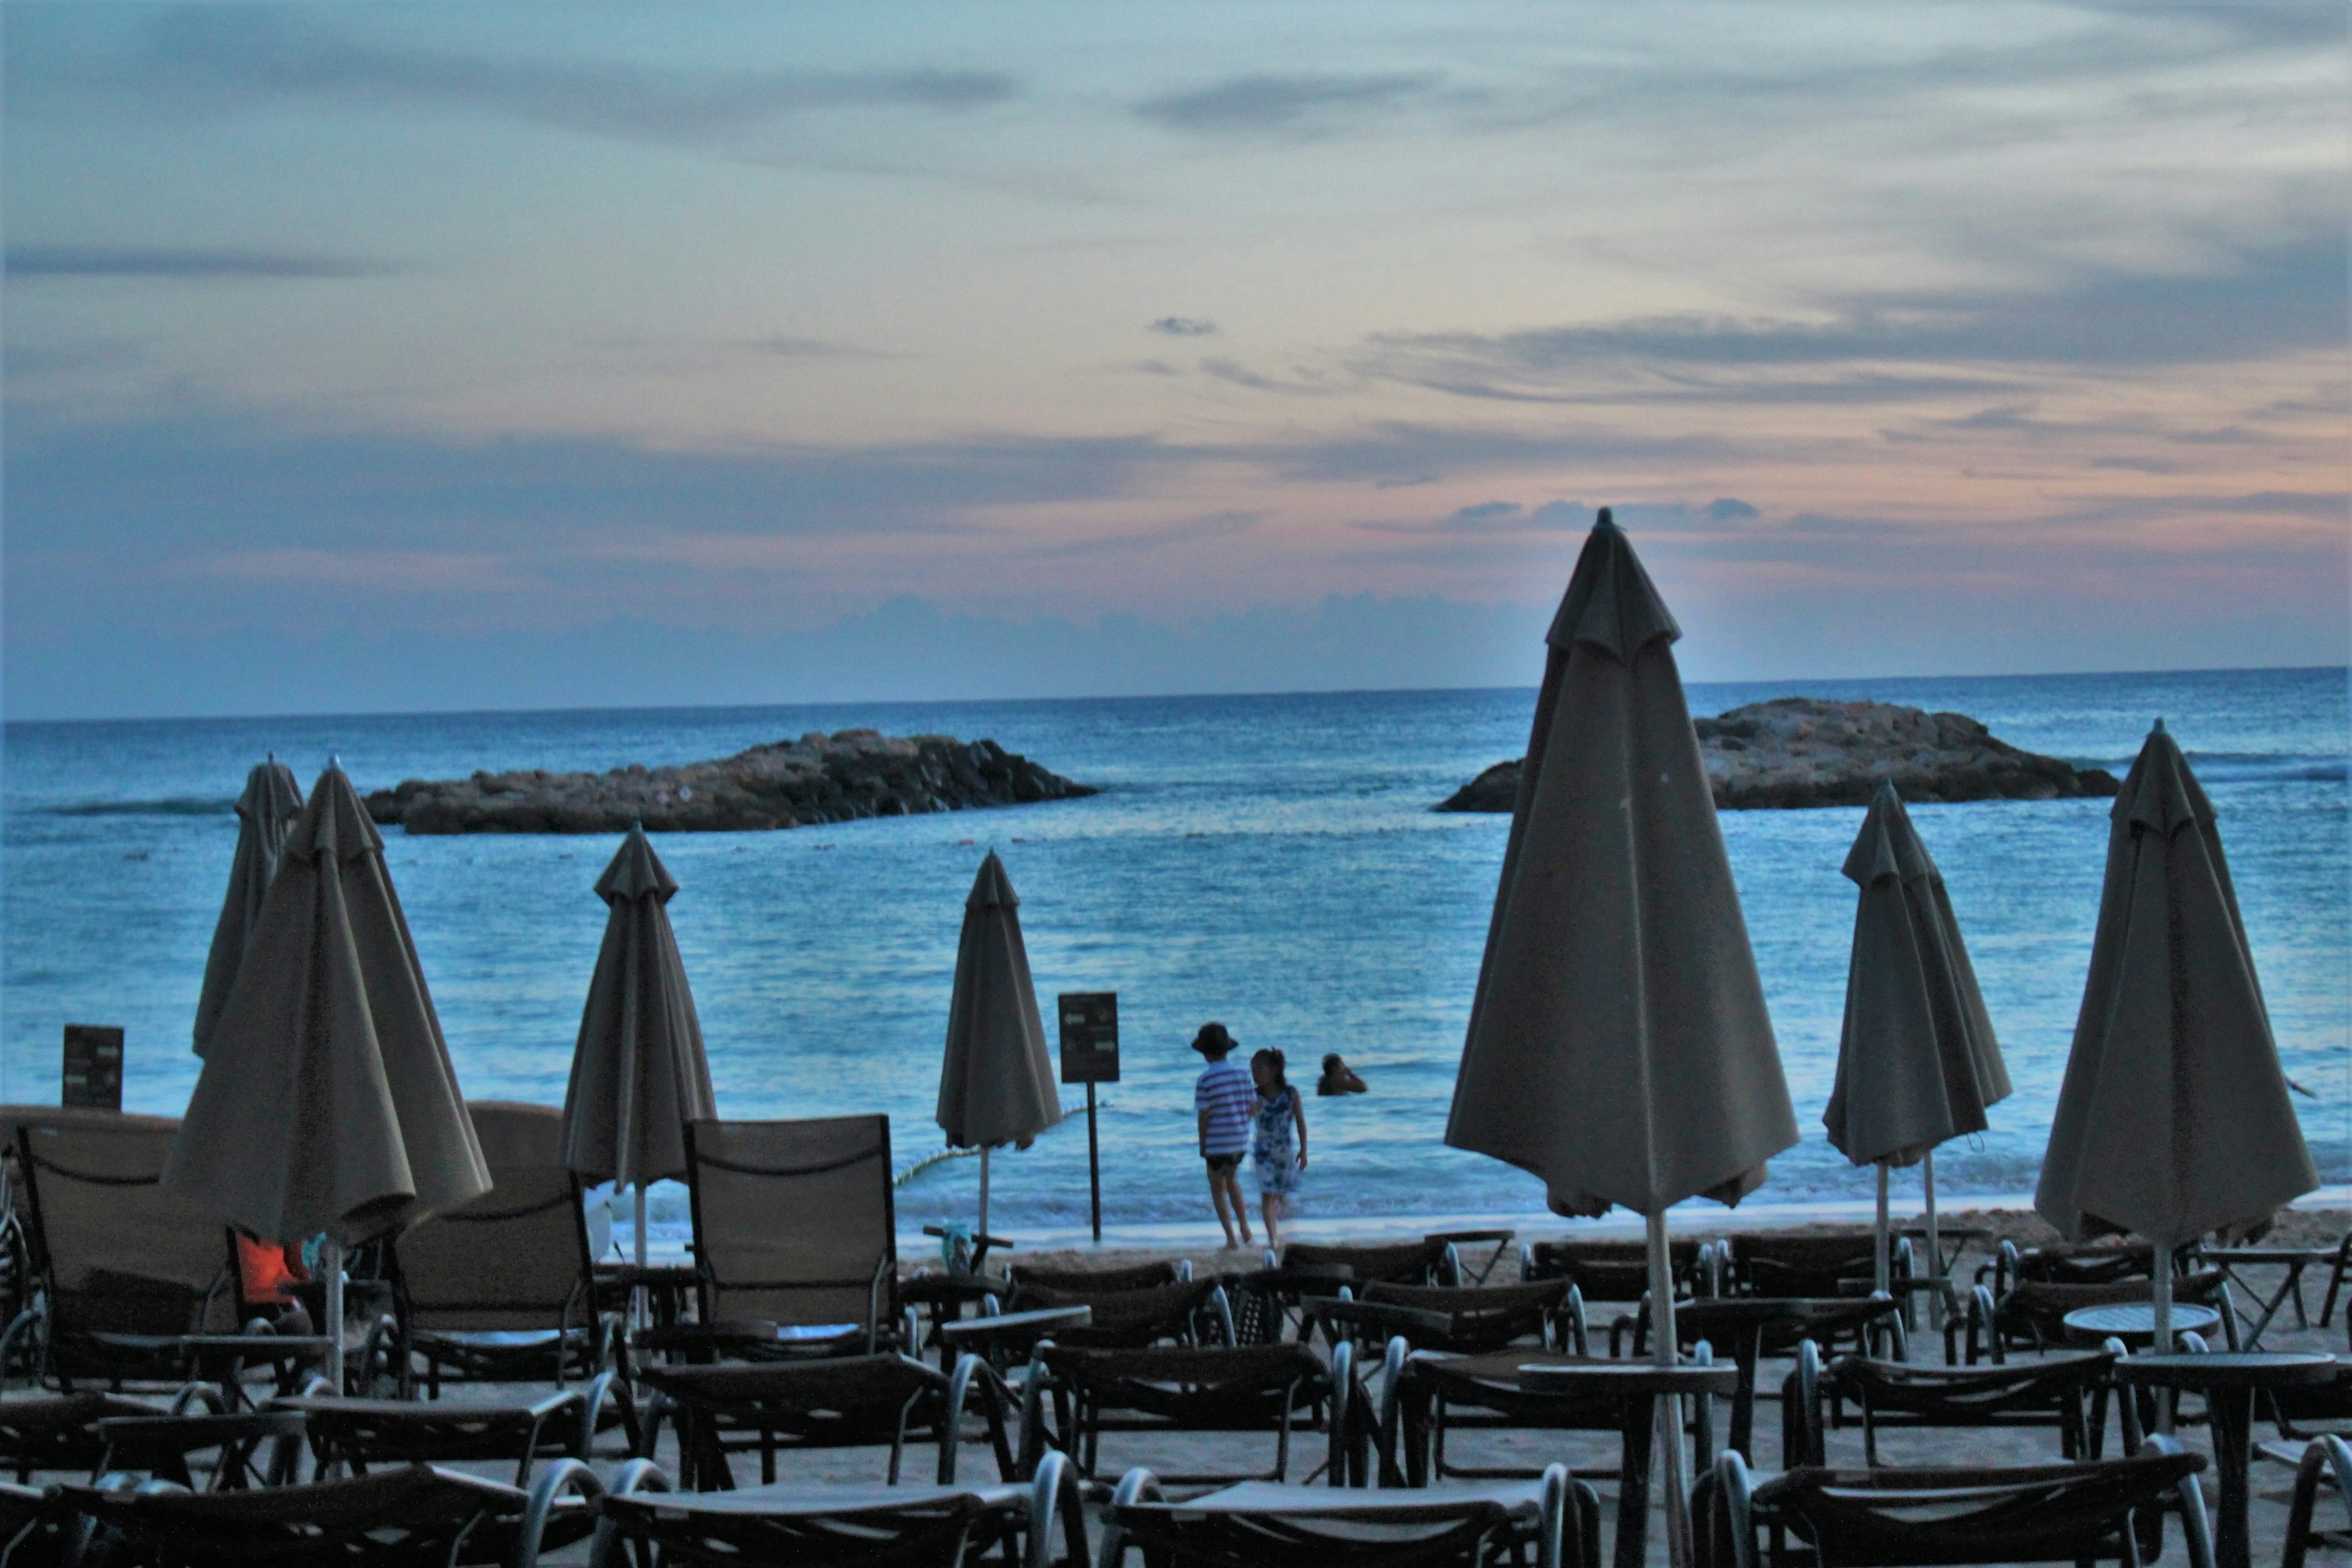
[328,752,341,770]
[1596,505,1613,526]
[2153,716,2167,733]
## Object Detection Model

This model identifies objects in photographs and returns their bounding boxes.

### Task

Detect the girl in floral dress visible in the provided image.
[1248,1048,1309,1248]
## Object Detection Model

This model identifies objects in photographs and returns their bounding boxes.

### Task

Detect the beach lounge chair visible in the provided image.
[1017,1340,1339,1487]
[1979,1239,2160,1298]
[1523,1236,1714,1303]
[1007,1278,1234,1351]
[1100,1461,1601,1568]
[90,1385,308,1491]
[10,1118,318,1396]
[1961,1270,2238,1360]
[1281,1238,1457,1287]
[1307,1279,1579,1357]
[1724,1233,1906,1301]
[0,1391,164,1483]
[382,1102,609,1398]
[1696,1442,2212,1568]
[635,1351,1016,1491]
[0,1480,63,1567]
[591,1448,1090,1568]
[1006,1259,1188,1294]
[1782,1340,2124,1468]
[2283,1433,2352,1568]
[273,1374,609,1487]
[62,1458,603,1567]
[1386,1346,1719,1487]
[654,1114,901,1362]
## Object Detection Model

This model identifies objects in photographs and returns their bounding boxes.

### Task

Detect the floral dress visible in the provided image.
[1250,1087,1300,1197]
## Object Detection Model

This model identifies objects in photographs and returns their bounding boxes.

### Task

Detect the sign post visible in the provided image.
[1057,993,1119,1245]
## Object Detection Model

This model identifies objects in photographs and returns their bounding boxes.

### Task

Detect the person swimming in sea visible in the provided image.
[1317,1052,1366,1096]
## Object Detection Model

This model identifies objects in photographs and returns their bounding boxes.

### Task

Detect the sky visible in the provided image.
[4,2,2346,720]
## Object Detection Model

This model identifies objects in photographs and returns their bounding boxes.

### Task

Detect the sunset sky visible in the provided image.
[6,3,2346,719]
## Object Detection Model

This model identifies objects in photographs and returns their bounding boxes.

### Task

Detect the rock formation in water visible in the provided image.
[1437,698,2121,813]
[365,730,1094,834]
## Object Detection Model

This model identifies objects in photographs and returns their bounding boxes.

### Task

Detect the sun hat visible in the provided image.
[1191,1022,1238,1057]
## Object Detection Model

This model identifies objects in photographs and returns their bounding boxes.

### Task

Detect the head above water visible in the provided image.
[1191,1022,1238,1058]
[1251,1047,1287,1091]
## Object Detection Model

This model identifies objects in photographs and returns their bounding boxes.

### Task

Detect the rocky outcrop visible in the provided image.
[366,730,1094,835]
[1437,698,2121,813]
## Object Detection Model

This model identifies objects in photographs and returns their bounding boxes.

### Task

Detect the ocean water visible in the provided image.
[3,666,2346,1246]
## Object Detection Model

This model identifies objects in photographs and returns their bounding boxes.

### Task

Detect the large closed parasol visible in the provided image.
[164,763,489,1387]
[938,850,1062,1237]
[560,823,717,1268]
[1823,781,2010,1309]
[1447,510,1796,1567]
[2036,720,2315,1352]
[192,757,304,1057]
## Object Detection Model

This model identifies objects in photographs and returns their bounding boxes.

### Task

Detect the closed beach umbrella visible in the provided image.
[2036,720,2315,1350]
[164,763,490,1386]
[560,823,717,1268]
[1446,510,1796,1567]
[938,850,1062,1237]
[192,757,304,1056]
[1823,781,2010,1301]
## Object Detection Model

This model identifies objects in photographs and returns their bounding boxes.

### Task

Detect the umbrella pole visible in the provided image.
[979,1147,991,1243]
[2152,1259,2174,1432]
[1874,1163,1891,1296]
[323,1237,345,1394]
[1648,1209,1692,1568]
[1923,1150,1943,1332]
[635,1185,649,1270]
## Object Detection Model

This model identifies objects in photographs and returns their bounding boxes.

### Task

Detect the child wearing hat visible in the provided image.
[1192,1022,1255,1248]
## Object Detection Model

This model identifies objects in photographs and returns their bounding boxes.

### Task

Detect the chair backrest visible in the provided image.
[1008,1261,1180,1294]
[13,1117,235,1337]
[684,1115,895,1333]
[1281,1239,1445,1286]
[1527,1238,1705,1299]
[1014,1278,1221,1348]
[1730,1234,1881,1295]
[394,1102,588,1331]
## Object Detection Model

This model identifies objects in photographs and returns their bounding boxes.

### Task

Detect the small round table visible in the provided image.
[2111,1352,2337,1568]
[2061,1303,2223,1350]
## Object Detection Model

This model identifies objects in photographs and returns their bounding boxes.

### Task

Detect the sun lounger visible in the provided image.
[592,1449,1089,1568]
[273,1375,606,1487]
[1281,1238,1455,1287]
[1008,1259,1188,1294]
[10,1119,324,1397]
[1101,1461,1601,1568]
[1017,1340,1338,1487]
[1313,1279,1577,1357]
[1007,1278,1234,1351]
[655,1115,901,1362]
[1725,1233,1906,1300]
[0,1392,164,1483]
[2283,1433,2352,1568]
[1784,1339,2122,1468]
[62,1458,603,1567]
[1962,1269,2238,1360]
[0,1479,62,1566]
[1697,1441,2212,1568]
[93,1403,308,1491]
[636,1351,1015,1490]
[383,1102,608,1400]
[1523,1236,1714,1302]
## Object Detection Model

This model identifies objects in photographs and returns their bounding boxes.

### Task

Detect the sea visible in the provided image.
[3,666,2346,1253]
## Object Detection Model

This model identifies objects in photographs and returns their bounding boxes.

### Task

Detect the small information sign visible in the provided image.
[1057,992,1120,1085]
[62,1025,123,1110]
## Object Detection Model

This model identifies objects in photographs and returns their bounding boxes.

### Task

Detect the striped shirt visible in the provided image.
[1195,1060,1256,1155]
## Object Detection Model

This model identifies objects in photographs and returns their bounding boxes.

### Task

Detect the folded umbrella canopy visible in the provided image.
[164,763,490,1386]
[192,757,304,1057]
[937,850,1062,1237]
[1823,782,2010,1300]
[2036,720,2315,1350]
[560,823,717,1268]
[1446,510,1795,1568]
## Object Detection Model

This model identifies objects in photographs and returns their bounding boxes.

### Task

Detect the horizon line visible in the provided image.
[5,660,2340,730]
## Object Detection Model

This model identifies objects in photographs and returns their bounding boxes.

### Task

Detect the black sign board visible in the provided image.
[62,1025,123,1110]
[1057,992,1120,1085]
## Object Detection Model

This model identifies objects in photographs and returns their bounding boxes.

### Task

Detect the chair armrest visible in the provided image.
[516,1456,603,1568]
[1026,1449,1084,1568]
[2286,1434,2352,1568]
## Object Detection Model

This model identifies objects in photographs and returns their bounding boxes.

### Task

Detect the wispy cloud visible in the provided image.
[6,244,399,281]
[1148,317,1215,337]
[1137,71,1441,137]
[119,6,1016,145]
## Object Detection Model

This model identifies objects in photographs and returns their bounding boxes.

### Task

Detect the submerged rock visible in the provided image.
[366,730,1095,834]
[1437,698,2121,813]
